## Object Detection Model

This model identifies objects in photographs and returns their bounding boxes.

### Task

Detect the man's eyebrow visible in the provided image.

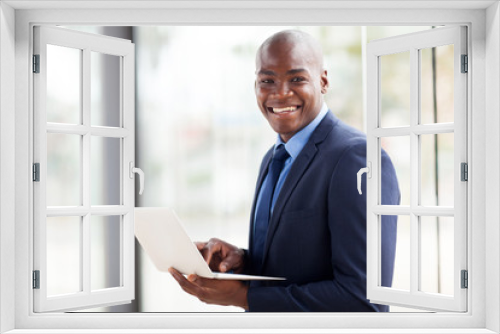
[257,69,275,76]
[286,68,307,75]
[257,68,308,76]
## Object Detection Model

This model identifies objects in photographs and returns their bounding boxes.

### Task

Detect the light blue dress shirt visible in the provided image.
[254,103,329,222]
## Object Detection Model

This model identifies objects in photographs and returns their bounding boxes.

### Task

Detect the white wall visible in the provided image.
[0,2,16,333]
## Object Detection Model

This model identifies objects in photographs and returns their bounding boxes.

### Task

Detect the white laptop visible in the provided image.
[134,207,285,281]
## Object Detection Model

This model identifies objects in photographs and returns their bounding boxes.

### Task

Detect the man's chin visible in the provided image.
[268,126,296,142]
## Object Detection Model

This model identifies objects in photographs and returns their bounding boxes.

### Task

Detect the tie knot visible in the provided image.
[273,145,289,163]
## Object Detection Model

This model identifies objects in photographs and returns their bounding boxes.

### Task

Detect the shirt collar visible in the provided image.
[274,102,329,159]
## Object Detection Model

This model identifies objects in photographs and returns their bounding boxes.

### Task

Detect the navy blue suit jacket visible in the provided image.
[246,111,400,312]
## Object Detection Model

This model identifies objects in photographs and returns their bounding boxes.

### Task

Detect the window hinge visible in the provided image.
[33,54,40,73]
[461,54,468,73]
[33,270,40,289]
[33,163,40,182]
[461,270,468,289]
[461,162,468,181]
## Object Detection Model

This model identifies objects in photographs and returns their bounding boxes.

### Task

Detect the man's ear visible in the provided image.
[320,69,329,94]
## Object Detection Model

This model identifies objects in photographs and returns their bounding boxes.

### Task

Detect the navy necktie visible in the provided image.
[253,144,290,267]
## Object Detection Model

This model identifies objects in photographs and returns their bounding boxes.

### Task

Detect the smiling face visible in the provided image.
[255,32,329,142]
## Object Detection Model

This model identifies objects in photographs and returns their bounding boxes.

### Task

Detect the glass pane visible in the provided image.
[47,216,81,296]
[420,216,454,295]
[91,215,122,290]
[420,45,454,124]
[381,136,410,206]
[420,133,454,206]
[91,52,121,127]
[46,44,81,124]
[47,133,81,206]
[91,136,121,205]
[381,215,410,291]
[380,51,410,128]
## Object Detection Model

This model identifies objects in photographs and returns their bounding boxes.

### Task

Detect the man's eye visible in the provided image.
[291,77,305,82]
[261,79,273,84]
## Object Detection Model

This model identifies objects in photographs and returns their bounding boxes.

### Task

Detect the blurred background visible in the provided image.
[45,25,454,313]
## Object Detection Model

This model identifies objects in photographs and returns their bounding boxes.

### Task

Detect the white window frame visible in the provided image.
[0,1,498,333]
[32,25,136,312]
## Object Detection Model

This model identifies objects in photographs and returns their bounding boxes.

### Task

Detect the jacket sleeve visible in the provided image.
[246,142,399,312]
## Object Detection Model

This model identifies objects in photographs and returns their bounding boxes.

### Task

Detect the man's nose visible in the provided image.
[271,82,293,99]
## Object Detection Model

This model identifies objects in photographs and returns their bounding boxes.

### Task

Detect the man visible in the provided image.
[169,30,399,312]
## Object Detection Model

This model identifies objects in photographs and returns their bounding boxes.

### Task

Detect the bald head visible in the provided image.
[256,30,325,72]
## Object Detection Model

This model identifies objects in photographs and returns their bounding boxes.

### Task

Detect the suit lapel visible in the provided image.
[261,112,337,267]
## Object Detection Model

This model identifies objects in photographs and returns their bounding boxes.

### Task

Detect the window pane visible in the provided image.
[381,136,410,206]
[47,216,81,296]
[47,133,81,206]
[420,216,454,295]
[91,215,121,290]
[46,44,81,124]
[420,45,454,124]
[91,136,121,205]
[91,52,121,127]
[381,215,410,291]
[420,133,454,206]
[380,51,410,128]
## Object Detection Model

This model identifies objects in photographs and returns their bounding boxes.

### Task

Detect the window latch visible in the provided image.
[357,162,372,195]
[129,162,145,195]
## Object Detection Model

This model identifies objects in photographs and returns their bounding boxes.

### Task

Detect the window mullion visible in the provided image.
[45,206,129,216]
[372,127,411,137]
[82,48,91,295]
[410,47,419,295]
[45,123,129,138]
[413,123,454,135]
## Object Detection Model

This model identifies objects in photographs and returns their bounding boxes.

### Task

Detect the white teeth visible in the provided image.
[273,106,297,113]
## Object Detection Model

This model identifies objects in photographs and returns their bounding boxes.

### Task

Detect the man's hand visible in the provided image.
[168,267,249,310]
[195,238,245,274]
